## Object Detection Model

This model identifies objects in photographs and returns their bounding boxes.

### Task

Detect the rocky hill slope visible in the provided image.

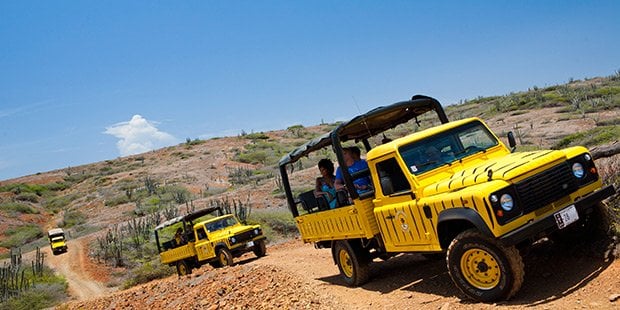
[0,74,619,309]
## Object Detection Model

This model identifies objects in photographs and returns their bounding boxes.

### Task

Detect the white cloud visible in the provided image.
[104,115,177,156]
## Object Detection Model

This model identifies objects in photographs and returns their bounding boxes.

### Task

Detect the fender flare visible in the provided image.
[437,208,494,248]
[213,242,228,252]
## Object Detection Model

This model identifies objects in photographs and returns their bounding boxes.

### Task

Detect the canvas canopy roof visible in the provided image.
[278,95,447,166]
[48,228,64,236]
[154,206,221,231]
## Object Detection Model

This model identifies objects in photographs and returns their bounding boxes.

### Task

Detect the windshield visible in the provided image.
[51,236,64,242]
[399,121,498,175]
[205,216,238,232]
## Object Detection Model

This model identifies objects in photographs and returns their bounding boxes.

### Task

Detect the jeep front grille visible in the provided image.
[234,230,256,243]
[515,162,579,214]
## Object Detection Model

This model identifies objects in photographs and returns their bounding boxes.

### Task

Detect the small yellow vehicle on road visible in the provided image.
[278,95,615,302]
[48,228,68,255]
[155,207,267,276]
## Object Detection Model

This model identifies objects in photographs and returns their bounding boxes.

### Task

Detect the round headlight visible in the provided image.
[500,194,514,211]
[254,229,259,235]
[230,237,236,244]
[572,162,585,178]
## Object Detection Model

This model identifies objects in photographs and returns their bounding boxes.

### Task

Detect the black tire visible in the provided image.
[176,260,192,276]
[215,247,233,267]
[333,241,370,287]
[447,229,524,302]
[253,239,267,257]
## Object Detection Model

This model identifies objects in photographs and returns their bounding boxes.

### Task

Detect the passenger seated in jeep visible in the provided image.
[174,227,186,246]
[335,146,372,194]
[314,158,337,209]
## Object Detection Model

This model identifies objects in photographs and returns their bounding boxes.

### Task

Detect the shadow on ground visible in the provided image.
[317,235,615,306]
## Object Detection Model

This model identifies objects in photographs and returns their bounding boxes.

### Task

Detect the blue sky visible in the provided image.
[1,1,618,180]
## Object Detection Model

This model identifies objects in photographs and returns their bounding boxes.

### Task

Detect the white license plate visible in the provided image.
[246,241,254,247]
[554,205,579,229]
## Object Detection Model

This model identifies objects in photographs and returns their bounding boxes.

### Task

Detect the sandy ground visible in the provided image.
[45,236,112,301]
[57,237,620,309]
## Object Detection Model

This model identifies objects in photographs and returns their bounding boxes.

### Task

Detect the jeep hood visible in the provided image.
[422,150,566,196]
[51,241,66,248]
[210,225,259,239]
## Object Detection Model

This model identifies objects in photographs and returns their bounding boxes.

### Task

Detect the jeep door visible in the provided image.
[372,156,436,252]
[194,225,215,261]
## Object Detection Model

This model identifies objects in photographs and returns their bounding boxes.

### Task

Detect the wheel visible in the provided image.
[215,248,233,267]
[253,239,267,257]
[176,260,192,276]
[447,229,524,302]
[334,241,370,287]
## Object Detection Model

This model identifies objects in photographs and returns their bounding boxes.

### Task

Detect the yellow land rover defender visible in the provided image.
[48,228,68,255]
[278,95,615,302]
[155,207,267,276]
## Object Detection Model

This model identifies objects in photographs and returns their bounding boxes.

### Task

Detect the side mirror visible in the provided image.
[507,131,517,152]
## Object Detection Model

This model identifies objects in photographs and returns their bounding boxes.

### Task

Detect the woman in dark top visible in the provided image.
[314,158,337,209]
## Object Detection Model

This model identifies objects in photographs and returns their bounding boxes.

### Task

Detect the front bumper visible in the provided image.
[500,185,615,245]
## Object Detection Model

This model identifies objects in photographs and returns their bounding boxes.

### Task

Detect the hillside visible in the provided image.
[0,73,619,308]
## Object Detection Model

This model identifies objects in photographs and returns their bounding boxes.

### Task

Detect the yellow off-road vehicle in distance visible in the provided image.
[278,95,615,302]
[48,228,68,255]
[155,207,267,276]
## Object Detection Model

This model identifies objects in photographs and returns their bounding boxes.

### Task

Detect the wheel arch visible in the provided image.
[330,239,364,264]
[437,208,494,249]
[213,242,228,252]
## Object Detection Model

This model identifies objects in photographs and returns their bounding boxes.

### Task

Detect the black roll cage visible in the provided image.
[278,95,449,217]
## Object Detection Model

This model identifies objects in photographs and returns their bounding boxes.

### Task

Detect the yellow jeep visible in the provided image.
[278,95,615,302]
[48,228,68,255]
[154,207,267,276]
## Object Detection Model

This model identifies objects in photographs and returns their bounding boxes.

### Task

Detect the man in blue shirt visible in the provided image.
[335,146,372,194]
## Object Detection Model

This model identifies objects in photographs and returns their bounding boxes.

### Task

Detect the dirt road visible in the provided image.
[45,236,112,301]
[61,237,620,309]
[257,240,620,309]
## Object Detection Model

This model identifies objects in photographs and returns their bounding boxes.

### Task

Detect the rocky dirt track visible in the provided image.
[45,236,112,301]
[58,237,620,310]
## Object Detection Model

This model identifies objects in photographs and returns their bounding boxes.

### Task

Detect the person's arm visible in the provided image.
[334,167,345,190]
[314,177,324,197]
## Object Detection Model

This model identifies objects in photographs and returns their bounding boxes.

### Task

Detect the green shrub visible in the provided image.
[554,126,620,149]
[44,182,69,191]
[0,266,67,310]
[105,194,131,207]
[14,192,40,203]
[243,132,269,140]
[0,202,39,215]
[63,173,92,185]
[44,195,76,212]
[236,150,268,164]
[0,183,47,196]
[0,224,43,248]
[60,210,86,228]
[122,260,174,289]
[248,208,298,242]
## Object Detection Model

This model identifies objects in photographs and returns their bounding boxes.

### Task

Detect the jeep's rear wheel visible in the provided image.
[253,239,267,257]
[447,229,524,302]
[215,248,233,267]
[176,260,191,276]
[334,241,370,287]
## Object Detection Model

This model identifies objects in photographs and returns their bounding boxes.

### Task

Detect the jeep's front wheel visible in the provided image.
[215,248,233,267]
[176,260,191,276]
[447,229,524,302]
[334,241,370,287]
[253,239,267,257]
